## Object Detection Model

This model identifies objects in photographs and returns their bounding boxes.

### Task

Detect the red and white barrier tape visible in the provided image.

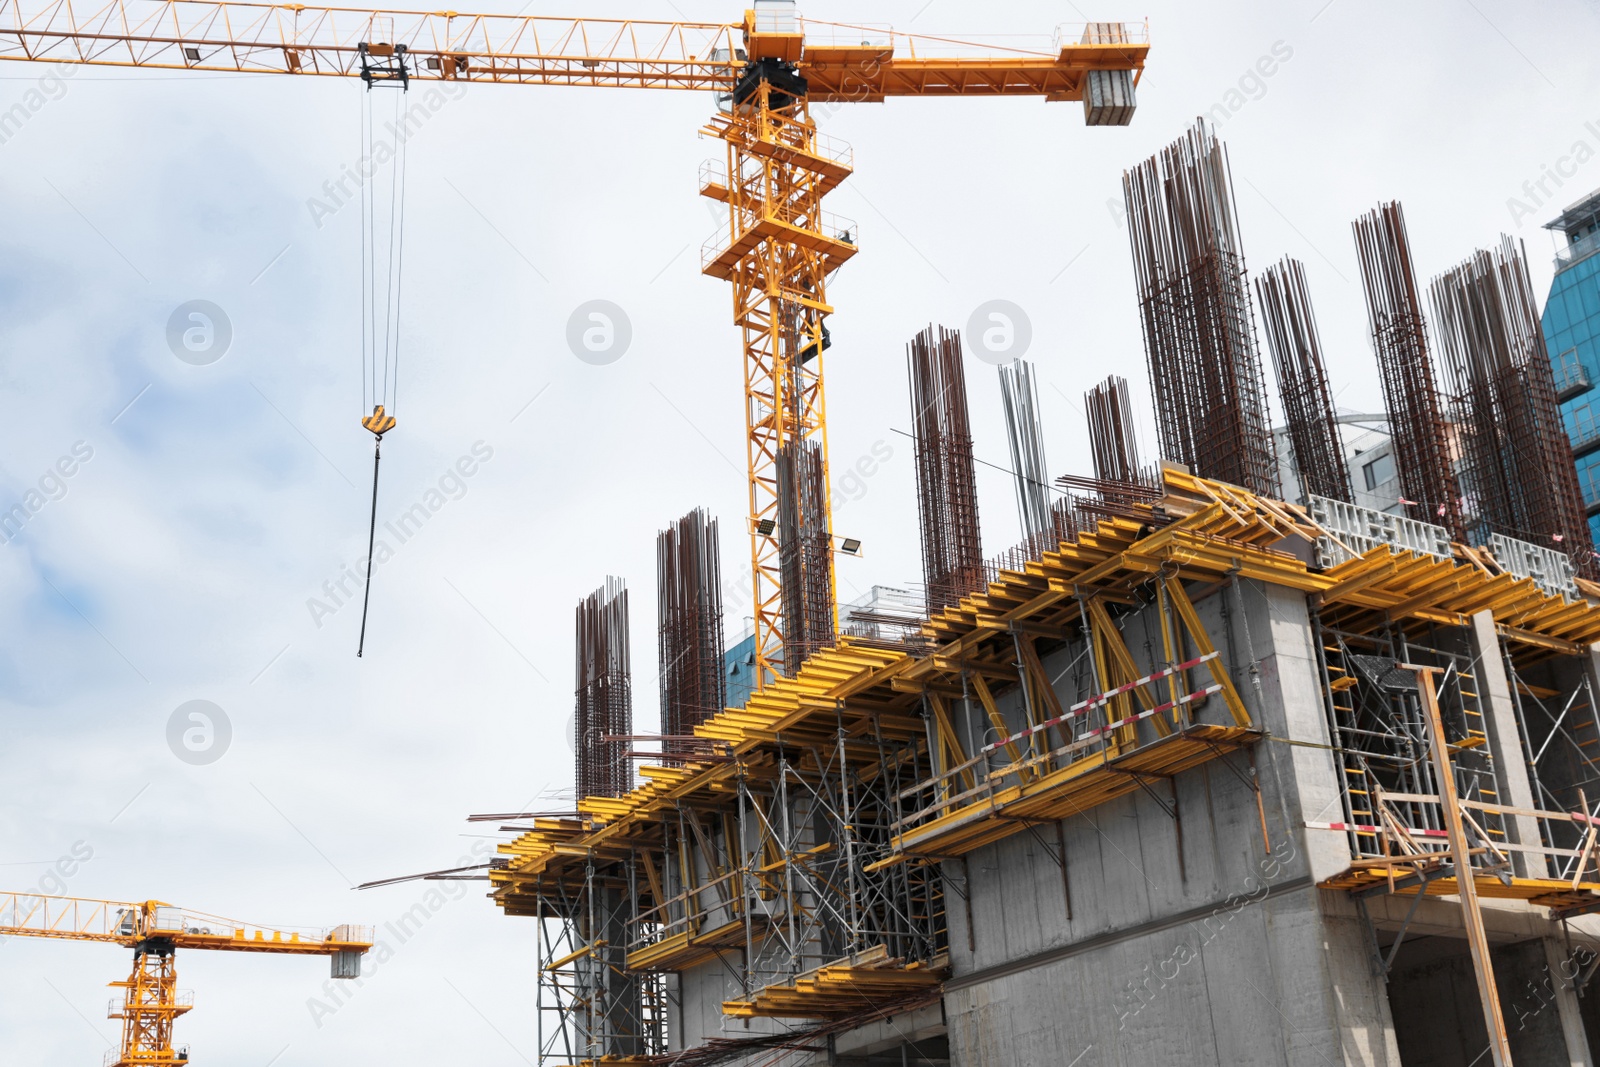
[982,652,1220,754]
[1305,820,1450,839]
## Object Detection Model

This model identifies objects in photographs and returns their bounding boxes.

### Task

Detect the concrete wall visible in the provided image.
[939,579,1401,1066]
[1387,937,1574,1066]
[664,582,1600,1066]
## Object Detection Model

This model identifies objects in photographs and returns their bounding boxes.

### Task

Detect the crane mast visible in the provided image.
[702,11,855,682]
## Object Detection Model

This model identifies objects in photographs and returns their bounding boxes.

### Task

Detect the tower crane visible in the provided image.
[0,1,1148,689]
[0,890,372,1064]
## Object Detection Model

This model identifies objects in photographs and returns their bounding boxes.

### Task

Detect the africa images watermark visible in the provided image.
[306,441,494,628]
[305,839,498,1027]
[716,439,895,614]
[1112,831,1301,1030]
[0,60,78,148]
[830,439,895,517]
[166,699,232,766]
[1506,113,1600,228]
[0,841,96,948]
[1506,942,1599,1033]
[1,440,95,545]
[1104,41,1294,229]
[304,80,468,229]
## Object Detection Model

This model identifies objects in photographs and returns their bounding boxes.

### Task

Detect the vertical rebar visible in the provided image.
[1256,257,1353,502]
[1123,118,1279,495]
[1353,201,1464,538]
[1084,375,1144,485]
[908,325,984,612]
[657,509,728,760]
[575,577,632,799]
[776,440,835,674]
[1430,235,1595,573]
[998,358,1058,557]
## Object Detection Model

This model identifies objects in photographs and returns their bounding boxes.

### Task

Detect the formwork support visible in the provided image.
[532,868,664,1066]
[1408,663,1514,1067]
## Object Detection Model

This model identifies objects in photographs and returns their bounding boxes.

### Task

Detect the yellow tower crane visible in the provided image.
[0,891,372,1064]
[0,2,1148,689]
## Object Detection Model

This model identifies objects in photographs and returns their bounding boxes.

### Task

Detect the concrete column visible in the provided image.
[1543,936,1597,1067]
[1243,580,1354,882]
[1582,643,1600,720]
[1470,609,1545,878]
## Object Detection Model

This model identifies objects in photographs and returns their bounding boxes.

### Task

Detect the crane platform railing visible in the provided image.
[800,18,1150,59]
[699,206,856,272]
[108,989,195,1017]
[103,1046,189,1067]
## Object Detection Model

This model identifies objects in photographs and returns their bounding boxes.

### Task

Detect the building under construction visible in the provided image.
[477,126,1600,1067]
[14,0,1600,1061]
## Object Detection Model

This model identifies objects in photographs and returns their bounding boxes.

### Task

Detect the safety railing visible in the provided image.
[1567,404,1600,457]
[796,21,893,50]
[1307,789,1600,884]
[1058,20,1150,47]
[700,208,857,273]
[626,867,746,958]
[1307,494,1452,568]
[1556,229,1600,270]
[698,158,726,195]
[108,990,194,1018]
[895,656,1224,839]
[1554,347,1592,401]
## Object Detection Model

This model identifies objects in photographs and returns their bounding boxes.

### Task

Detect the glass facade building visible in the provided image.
[1543,188,1600,546]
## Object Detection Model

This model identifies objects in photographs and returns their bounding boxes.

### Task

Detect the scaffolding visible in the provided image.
[499,470,1299,1059]
[502,642,951,1063]
[501,467,1600,1067]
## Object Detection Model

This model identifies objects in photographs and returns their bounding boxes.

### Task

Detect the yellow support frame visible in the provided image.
[1164,576,1250,727]
[927,693,976,795]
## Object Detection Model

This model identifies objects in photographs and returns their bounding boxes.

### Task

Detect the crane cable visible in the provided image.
[357,78,409,657]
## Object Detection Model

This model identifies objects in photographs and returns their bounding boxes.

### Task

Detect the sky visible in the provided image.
[2,0,1599,1061]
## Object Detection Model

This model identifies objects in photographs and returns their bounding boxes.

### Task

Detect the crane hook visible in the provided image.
[356,406,392,658]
